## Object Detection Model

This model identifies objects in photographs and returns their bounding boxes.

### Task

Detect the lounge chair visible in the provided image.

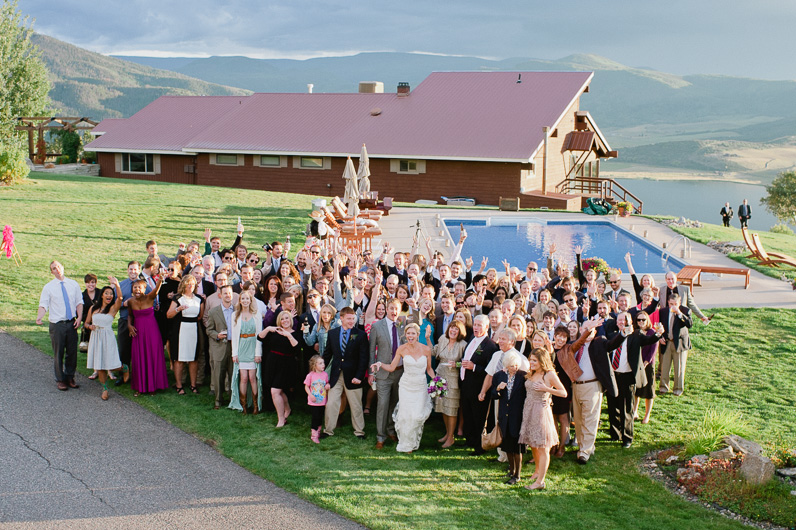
[742,227,788,262]
[331,196,383,220]
[751,232,796,268]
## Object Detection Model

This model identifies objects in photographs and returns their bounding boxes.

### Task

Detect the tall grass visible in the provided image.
[682,407,751,457]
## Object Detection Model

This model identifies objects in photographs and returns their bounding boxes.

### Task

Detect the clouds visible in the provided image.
[17,0,796,78]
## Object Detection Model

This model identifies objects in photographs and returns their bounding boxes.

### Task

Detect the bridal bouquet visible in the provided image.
[428,376,448,398]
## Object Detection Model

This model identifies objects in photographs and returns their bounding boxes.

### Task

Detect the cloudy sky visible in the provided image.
[17,0,796,79]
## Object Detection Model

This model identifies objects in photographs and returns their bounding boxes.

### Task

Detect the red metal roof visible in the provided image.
[563,131,595,151]
[86,71,595,162]
[87,96,248,154]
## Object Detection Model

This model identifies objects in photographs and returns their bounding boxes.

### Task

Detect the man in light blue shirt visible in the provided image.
[37,261,83,391]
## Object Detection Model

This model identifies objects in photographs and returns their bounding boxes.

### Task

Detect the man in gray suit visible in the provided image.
[205,285,235,409]
[368,298,404,449]
[661,272,709,324]
[658,293,693,396]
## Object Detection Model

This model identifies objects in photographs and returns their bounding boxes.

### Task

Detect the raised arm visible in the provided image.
[145,276,163,302]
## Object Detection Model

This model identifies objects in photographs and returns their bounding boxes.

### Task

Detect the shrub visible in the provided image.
[769,223,794,236]
[56,155,70,164]
[767,434,796,468]
[0,145,31,184]
[682,406,751,457]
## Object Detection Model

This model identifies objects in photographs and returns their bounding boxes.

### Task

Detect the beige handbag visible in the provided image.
[481,400,502,451]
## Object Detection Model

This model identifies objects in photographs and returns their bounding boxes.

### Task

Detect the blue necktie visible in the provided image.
[341,329,349,352]
[60,281,73,320]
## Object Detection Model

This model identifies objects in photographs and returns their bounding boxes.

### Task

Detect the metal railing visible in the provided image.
[555,176,644,214]
[661,234,692,270]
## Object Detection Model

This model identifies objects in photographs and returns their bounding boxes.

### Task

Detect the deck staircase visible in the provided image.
[555,176,644,214]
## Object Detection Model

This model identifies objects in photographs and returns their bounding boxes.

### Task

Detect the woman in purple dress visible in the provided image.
[128,276,169,396]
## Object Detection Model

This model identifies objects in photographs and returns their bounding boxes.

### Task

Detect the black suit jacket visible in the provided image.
[324,326,369,389]
[611,330,662,387]
[597,317,619,340]
[379,264,408,285]
[199,279,216,298]
[492,370,527,440]
[460,336,499,391]
[585,332,625,398]
[659,306,692,352]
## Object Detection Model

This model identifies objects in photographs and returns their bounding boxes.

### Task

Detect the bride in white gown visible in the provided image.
[372,323,435,453]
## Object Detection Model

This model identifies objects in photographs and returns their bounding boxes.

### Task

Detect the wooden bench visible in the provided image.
[678,265,750,292]
[677,266,702,293]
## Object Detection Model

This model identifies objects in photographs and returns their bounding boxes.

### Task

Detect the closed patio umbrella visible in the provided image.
[357,143,371,198]
[342,156,360,218]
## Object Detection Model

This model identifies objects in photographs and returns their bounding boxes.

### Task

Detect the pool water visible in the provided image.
[444,218,686,275]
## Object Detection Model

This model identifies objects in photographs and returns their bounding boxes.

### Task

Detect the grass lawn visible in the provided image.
[2,174,795,530]
[648,215,796,281]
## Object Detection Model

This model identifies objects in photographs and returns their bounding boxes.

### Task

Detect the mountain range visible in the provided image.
[32,33,796,183]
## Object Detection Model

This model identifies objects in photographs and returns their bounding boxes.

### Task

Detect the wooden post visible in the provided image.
[542,127,549,195]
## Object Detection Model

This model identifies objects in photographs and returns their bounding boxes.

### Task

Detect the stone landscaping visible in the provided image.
[646,436,796,529]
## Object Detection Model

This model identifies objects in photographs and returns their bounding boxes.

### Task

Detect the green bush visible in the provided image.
[0,145,31,184]
[769,223,794,236]
[59,130,81,163]
[56,155,70,164]
[682,406,751,457]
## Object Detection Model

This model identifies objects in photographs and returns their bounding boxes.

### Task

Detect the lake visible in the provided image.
[613,178,784,231]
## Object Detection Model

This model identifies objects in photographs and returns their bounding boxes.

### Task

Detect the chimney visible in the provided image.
[307,84,314,94]
[358,81,384,93]
[397,82,410,96]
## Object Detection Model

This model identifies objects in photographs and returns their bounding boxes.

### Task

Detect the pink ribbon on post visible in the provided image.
[2,225,14,258]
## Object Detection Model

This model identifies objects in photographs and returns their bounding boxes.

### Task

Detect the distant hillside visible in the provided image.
[33,34,251,119]
[35,32,795,180]
[115,52,796,137]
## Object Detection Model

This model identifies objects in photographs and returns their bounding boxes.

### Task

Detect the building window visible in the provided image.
[390,159,426,174]
[260,155,280,167]
[399,160,417,172]
[216,154,238,165]
[122,153,154,173]
[300,157,324,168]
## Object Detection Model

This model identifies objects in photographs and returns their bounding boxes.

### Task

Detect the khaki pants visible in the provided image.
[209,340,232,406]
[572,381,603,461]
[324,379,365,437]
[659,341,688,394]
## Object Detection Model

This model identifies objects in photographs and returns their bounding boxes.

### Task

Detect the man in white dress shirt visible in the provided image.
[37,261,84,391]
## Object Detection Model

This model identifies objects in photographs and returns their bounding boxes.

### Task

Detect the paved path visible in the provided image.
[377,207,796,309]
[0,331,364,530]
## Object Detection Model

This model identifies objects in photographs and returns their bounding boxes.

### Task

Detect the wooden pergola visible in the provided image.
[14,116,98,163]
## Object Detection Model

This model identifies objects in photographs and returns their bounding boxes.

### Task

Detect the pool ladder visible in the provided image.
[661,234,692,270]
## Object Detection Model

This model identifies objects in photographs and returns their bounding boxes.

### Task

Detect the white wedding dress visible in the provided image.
[392,355,432,452]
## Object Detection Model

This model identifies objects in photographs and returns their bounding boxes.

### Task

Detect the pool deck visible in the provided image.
[375,207,796,310]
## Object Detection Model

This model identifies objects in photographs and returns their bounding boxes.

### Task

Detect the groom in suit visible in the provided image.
[369,298,405,449]
[460,314,499,455]
[322,307,368,439]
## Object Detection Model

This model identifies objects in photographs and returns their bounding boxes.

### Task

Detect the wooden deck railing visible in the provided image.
[555,177,644,214]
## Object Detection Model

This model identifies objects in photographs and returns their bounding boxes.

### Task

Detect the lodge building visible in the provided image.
[86,71,619,209]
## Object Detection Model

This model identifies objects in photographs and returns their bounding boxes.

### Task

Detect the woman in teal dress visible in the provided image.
[229,291,263,414]
[416,296,436,347]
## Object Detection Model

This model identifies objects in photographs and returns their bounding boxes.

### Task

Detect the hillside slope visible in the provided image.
[33,34,251,119]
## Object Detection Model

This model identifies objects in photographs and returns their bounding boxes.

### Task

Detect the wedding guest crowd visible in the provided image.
[38,218,706,489]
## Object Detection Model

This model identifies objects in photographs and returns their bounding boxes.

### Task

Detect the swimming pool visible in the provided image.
[444,218,687,275]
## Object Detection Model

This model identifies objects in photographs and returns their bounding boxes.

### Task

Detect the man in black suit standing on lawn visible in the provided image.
[460,314,499,455]
[605,312,664,448]
[322,307,368,439]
